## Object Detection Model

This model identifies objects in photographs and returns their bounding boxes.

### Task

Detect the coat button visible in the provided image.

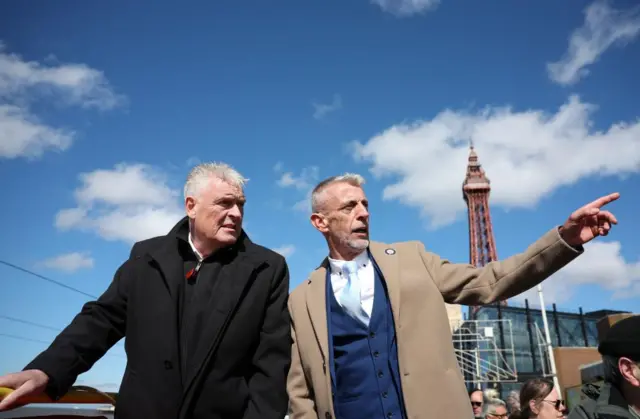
[164,360,173,370]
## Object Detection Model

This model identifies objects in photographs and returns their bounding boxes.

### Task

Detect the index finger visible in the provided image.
[0,382,34,411]
[586,192,620,209]
[0,374,20,389]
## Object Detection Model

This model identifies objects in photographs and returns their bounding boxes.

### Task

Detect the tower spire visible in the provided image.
[462,145,503,316]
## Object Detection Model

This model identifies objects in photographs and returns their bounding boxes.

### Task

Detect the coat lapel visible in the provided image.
[141,238,184,388]
[306,261,329,363]
[147,239,183,301]
[182,244,263,398]
[369,242,402,329]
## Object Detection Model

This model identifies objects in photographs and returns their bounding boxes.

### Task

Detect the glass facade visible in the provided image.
[454,303,626,400]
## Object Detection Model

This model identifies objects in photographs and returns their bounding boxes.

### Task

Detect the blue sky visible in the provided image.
[1,0,639,391]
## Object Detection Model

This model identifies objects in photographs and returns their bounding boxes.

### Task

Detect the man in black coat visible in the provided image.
[0,163,292,419]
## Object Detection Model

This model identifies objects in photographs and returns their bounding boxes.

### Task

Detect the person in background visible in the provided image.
[470,389,485,418]
[484,389,509,419]
[506,390,521,416]
[568,315,640,419]
[510,378,567,419]
[0,163,292,419]
[286,172,619,419]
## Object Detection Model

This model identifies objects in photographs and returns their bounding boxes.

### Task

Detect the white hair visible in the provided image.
[310,173,365,213]
[184,162,248,199]
[483,389,506,417]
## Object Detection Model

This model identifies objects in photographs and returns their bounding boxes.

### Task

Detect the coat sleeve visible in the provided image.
[23,261,131,400]
[418,227,583,305]
[243,256,292,419]
[286,298,318,419]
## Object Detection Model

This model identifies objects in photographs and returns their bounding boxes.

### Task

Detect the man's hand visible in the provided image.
[559,192,620,247]
[0,369,49,411]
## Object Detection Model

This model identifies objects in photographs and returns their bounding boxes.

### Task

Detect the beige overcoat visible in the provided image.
[287,227,582,419]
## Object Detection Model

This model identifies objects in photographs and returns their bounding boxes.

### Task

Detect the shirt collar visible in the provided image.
[188,232,204,262]
[328,250,370,276]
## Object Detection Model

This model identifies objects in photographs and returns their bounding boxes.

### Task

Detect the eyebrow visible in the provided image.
[216,195,246,202]
[341,198,367,207]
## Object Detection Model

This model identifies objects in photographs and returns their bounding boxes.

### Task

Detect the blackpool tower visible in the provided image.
[462,144,505,317]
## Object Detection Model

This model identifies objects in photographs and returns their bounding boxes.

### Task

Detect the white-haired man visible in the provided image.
[286,173,619,419]
[0,163,292,419]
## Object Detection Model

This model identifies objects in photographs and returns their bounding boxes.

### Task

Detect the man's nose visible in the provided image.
[357,204,369,219]
[229,204,243,219]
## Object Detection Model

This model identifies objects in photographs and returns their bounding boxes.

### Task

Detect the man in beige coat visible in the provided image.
[287,173,619,419]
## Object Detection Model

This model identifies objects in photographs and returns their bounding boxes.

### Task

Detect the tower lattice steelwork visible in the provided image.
[462,144,504,317]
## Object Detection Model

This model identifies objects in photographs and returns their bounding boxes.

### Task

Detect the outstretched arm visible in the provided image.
[22,262,131,400]
[422,192,620,305]
[243,257,292,419]
[420,227,582,305]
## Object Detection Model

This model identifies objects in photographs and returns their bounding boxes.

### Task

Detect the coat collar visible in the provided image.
[145,216,257,299]
[305,241,401,361]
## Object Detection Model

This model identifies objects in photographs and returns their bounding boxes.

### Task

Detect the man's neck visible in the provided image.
[328,247,366,261]
[189,229,219,260]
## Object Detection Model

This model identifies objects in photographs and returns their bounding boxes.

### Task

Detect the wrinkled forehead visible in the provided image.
[203,177,245,199]
[470,392,483,402]
[323,182,366,206]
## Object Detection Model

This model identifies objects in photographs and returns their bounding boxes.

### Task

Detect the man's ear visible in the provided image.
[619,358,640,387]
[185,196,197,218]
[310,212,329,233]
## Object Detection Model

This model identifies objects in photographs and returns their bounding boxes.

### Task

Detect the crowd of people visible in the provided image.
[470,314,639,419]
[0,161,633,419]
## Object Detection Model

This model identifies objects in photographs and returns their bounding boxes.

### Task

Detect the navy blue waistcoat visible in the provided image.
[326,256,407,419]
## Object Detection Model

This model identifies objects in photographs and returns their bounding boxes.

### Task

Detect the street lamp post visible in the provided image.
[537,284,561,394]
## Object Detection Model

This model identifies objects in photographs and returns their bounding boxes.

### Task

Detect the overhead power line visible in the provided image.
[0,259,98,299]
[0,314,60,332]
[0,332,50,345]
[0,333,126,359]
[0,314,124,348]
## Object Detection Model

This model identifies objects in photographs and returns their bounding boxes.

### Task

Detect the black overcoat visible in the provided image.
[25,217,292,419]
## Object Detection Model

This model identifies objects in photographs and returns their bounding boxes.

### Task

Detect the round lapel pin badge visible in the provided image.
[385,248,396,255]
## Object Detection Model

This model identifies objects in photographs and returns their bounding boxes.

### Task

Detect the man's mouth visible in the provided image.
[352,227,368,234]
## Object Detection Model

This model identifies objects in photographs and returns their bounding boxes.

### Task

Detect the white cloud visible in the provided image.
[0,105,74,159]
[0,42,123,109]
[274,164,320,212]
[55,163,184,243]
[352,95,640,229]
[0,41,123,160]
[39,252,94,273]
[513,241,640,305]
[277,166,319,191]
[312,94,342,120]
[274,245,296,258]
[547,1,640,85]
[371,0,440,17]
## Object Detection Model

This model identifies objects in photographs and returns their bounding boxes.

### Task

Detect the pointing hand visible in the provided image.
[559,192,620,247]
